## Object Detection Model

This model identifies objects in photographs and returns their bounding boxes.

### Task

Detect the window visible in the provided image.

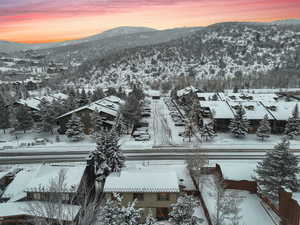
[157,193,169,201]
[133,193,144,201]
[62,193,70,201]
[33,193,41,200]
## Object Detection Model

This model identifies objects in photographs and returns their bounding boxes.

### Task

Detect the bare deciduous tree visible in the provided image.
[212,178,243,225]
[25,169,99,225]
[185,150,208,189]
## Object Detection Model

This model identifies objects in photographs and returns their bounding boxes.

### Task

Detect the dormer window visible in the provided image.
[232,105,241,110]
[267,105,277,111]
[245,105,254,110]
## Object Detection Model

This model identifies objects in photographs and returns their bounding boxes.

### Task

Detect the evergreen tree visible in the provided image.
[229,105,249,138]
[64,87,78,111]
[88,127,125,203]
[116,86,126,99]
[98,194,142,225]
[121,94,141,125]
[38,98,56,133]
[256,114,271,141]
[254,138,300,201]
[190,99,203,129]
[81,111,92,134]
[92,111,104,137]
[143,209,156,225]
[284,104,300,139]
[169,194,203,225]
[106,87,118,97]
[97,196,123,225]
[91,87,105,102]
[184,119,193,142]
[121,199,143,225]
[65,114,84,141]
[77,89,89,107]
[0,94,10,133]
[200,124,216,141]
[15,105,34,133]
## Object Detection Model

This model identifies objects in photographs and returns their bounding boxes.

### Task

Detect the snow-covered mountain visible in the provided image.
[0,26,157,53]
[69,22,300,88]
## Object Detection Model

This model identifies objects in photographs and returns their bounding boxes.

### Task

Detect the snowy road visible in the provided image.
[152,99,173,146]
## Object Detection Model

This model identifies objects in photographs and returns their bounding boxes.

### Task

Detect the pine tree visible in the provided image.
[254,138,300,201]
[77,89,89,107]
[121,95,141,125]
[284,104,300,139]
[38,98,56,133]
[169,194,203,225]
[15,105,34,133]
[81,111,92,134]
[92,111,104,135]
[256,114,271,141]
[0,94,10,133]
[88,127,125,203]
[143,209,156,225]
[229,105,249,138]
[64,88,78,111]
[184,119,193,142]
[121,199,143,225]
[190,99,203,129]
[91,87,105,102]
[65,114,84,141]
[98,194,142,225]
[97,196,124,225]
[200,124,216,141]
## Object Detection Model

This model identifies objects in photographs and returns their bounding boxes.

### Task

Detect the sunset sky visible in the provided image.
[1,0,300,43]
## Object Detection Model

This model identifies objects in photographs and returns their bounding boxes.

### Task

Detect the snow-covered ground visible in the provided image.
[200,175,276,225]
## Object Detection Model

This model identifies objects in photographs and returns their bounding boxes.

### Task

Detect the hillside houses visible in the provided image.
[57,95,124,134]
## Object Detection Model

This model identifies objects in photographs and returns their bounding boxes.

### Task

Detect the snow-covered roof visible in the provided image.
[104,95,125,105]
[16,98,41,110]
[221,93,278,102]
[57,96,122,119]
[25,164,86,192]
[177,86,200,98]
[197,92,221,101]
[200,101,234,119]
[261,101,299,121]
[0,171,9,180]
[104,167,180,193]
[0,201,80,221]
[227,101,274,120]
[16,93,68,111]
[225,88,300,94]
[213,162,257,180]
[2,168,38,201]
[3,164,85,201]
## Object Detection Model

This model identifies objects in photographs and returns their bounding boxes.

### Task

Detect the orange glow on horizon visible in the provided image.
[1,0,300,43]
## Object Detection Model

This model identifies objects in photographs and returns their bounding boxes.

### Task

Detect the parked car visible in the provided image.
[135,134,151,141]
[178,132,185,136]
[175,121,185,126]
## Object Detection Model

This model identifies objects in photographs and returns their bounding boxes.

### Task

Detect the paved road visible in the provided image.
[152,99,173,146]
[1,150,300,164]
